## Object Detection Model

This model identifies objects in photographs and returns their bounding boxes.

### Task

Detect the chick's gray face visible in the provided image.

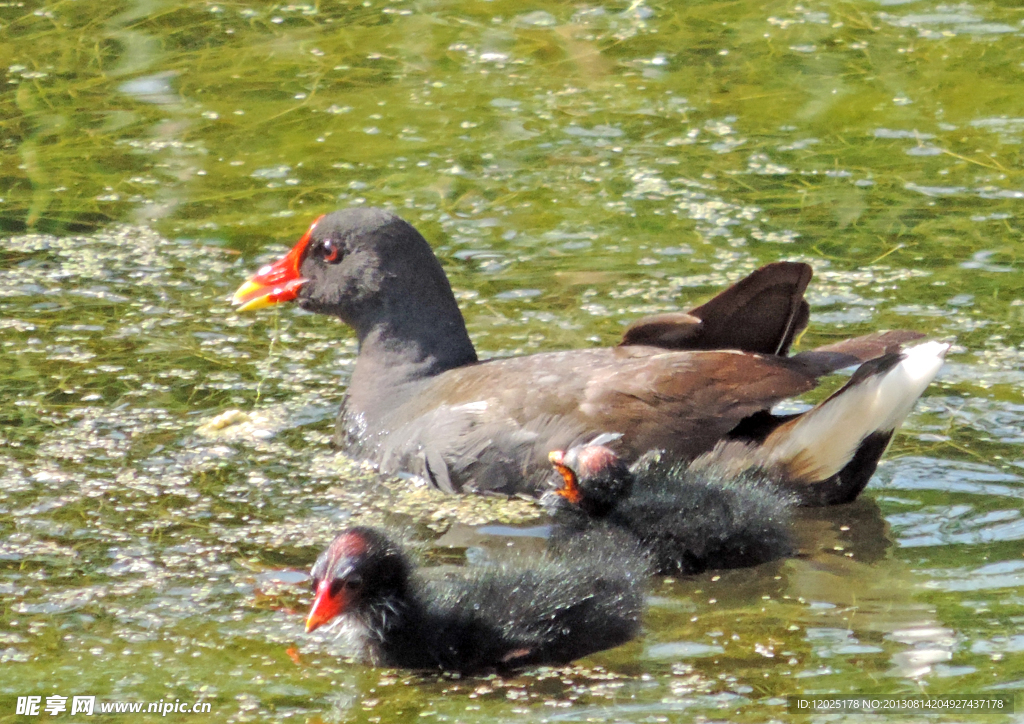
[572,445,632,506]
[546,444,632,518]
[306,527,410,632]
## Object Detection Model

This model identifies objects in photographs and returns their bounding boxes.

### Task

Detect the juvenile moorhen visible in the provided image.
[233,208,931,501]
[546,342,950,566]
[304,526,648,673]
[544,440,794,575]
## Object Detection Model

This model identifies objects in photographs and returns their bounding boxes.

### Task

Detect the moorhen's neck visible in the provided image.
[342,299,477,421]
[351,302,477,388]
[356,592,435,668]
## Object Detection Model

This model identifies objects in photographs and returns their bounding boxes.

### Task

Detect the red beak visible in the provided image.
[548,450,582,504]
[305,579,347,633]
[232,215,324,311]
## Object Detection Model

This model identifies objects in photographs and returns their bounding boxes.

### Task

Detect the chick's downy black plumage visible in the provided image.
[544,444,795,575]
[306,526,648,674]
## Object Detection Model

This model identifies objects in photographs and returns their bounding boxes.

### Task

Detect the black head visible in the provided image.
[233,208,477,370]
[547,444,633,518]
[234,208,447,322]
[306,527,411,633]
[293,208,454,325]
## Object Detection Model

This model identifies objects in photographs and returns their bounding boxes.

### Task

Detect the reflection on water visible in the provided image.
[108,0,200,226]
[2,0,1024,720]
[118,73,180,106]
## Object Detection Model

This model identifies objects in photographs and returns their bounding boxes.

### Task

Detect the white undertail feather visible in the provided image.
[692,341,949,483]
[759,340,949,481]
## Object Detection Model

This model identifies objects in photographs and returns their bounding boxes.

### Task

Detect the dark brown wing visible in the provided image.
[620,262,812,355]
[711,330,929,445]
[367,338,924,496]
[579,349,821,459]
[377,347,825,494]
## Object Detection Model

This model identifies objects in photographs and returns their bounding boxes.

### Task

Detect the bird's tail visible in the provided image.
[694,341,949,505]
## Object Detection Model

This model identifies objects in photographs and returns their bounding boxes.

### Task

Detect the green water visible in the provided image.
[2,0,1024,721]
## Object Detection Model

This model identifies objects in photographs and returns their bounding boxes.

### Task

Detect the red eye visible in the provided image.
[322,240,341,263]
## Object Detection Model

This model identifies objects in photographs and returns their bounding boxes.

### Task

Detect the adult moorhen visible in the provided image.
[304,526,648,673]
[233,208,933,501]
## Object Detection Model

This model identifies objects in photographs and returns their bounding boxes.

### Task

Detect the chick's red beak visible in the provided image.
[305,579,347,633]
[232,215,324,311]
[548,450,582,504]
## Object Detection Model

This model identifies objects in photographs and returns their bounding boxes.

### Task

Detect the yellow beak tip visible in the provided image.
[234,295,274,312]
[231,280,274,311]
